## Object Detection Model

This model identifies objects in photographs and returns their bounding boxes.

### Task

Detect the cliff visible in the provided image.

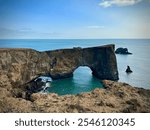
[1,45,149,113]
[0,45,118,89]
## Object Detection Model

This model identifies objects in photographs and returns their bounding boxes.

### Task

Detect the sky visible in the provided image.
[0,0,150,39]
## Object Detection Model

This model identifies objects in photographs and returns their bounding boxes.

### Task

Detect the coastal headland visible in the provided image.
[0,45,150,112]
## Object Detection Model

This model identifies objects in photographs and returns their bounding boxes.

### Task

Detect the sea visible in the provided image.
[0,39,150,95]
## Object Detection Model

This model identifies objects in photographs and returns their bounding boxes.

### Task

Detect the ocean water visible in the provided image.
[0,39,150,94]
[44,67,103,95]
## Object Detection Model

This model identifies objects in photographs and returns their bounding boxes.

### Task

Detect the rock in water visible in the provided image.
[126,66,133,73]
[115,47,132,54]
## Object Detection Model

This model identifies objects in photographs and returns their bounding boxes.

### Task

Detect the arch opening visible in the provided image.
[44,66,103,95]
[25,66,103,95]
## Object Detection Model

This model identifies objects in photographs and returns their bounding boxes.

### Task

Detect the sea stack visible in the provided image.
[126,66,133,73]
[115,47,132,54]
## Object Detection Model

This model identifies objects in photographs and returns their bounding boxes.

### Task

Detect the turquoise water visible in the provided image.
[46,67,103,95]
[37,67,103,95]
[0,39,150,91]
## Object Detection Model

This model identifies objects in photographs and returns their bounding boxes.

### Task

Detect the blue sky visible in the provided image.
[0,0,150,39]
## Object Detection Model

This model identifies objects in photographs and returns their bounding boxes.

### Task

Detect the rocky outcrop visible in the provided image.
[126,66,133,73]
[0,45,118,89]
[0,80,150,113]
[0,45,119,110]
[115,48,132,54]
[48,45,118,81]
[1,45,149,113]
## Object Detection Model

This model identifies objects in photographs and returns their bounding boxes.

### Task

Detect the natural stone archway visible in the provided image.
[0,44,118,88]
[47,44,118,81]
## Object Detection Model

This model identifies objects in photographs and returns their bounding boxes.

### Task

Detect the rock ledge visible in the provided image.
[0,80,150,113]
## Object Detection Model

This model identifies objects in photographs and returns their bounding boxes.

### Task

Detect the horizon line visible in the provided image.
[0,38,150,40]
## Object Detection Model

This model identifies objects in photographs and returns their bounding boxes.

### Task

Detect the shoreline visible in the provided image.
[0,80,150,112]
[0,47,150,112]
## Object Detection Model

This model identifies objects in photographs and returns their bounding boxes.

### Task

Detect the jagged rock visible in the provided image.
[115,47,132,54]
[126,66,133,73]
[0,80,150,112]
[0,46,149,113]
[0,45,118,93]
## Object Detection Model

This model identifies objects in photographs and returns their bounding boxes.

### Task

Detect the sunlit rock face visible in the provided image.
[1,46,150,113]
[0,44,118,88]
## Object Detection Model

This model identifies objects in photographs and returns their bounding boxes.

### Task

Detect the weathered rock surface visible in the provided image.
[0,80,150,113]
[0,45,119,96]
[0,46,149,113]
[0,45,118,88]
[115,47,132,54]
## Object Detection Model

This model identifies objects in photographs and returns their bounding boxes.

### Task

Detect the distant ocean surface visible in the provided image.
[0,39,150,94]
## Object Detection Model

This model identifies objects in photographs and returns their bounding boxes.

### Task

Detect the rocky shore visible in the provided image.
[0,47,149,113]
[0,80,150,113]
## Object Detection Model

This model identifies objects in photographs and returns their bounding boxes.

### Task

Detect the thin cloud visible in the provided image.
[87,25,104,29]
[99,0,142,7]
[0,27,62,38]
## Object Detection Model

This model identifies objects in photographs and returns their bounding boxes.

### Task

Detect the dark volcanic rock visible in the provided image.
[126,66,133,73]
[115,47,132,54]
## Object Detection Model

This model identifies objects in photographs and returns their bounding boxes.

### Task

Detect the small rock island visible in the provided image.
[115,47,132,54]
[126,66,133,73]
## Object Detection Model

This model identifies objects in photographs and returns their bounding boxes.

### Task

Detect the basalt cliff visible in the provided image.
[0,45,150,113]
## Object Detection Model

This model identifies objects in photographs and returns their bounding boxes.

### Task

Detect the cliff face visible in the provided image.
[0,45,150,112]
[0,48,51,87]
[47,44,118,80]
[0,45,118,88]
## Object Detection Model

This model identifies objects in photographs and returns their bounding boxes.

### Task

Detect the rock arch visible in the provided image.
[0,44,118,88]
[47,45,118,81]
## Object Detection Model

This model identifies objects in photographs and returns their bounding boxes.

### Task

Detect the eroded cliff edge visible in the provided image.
[0,44,118,88]
[0,80,150,112]
[0,45,150,112]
